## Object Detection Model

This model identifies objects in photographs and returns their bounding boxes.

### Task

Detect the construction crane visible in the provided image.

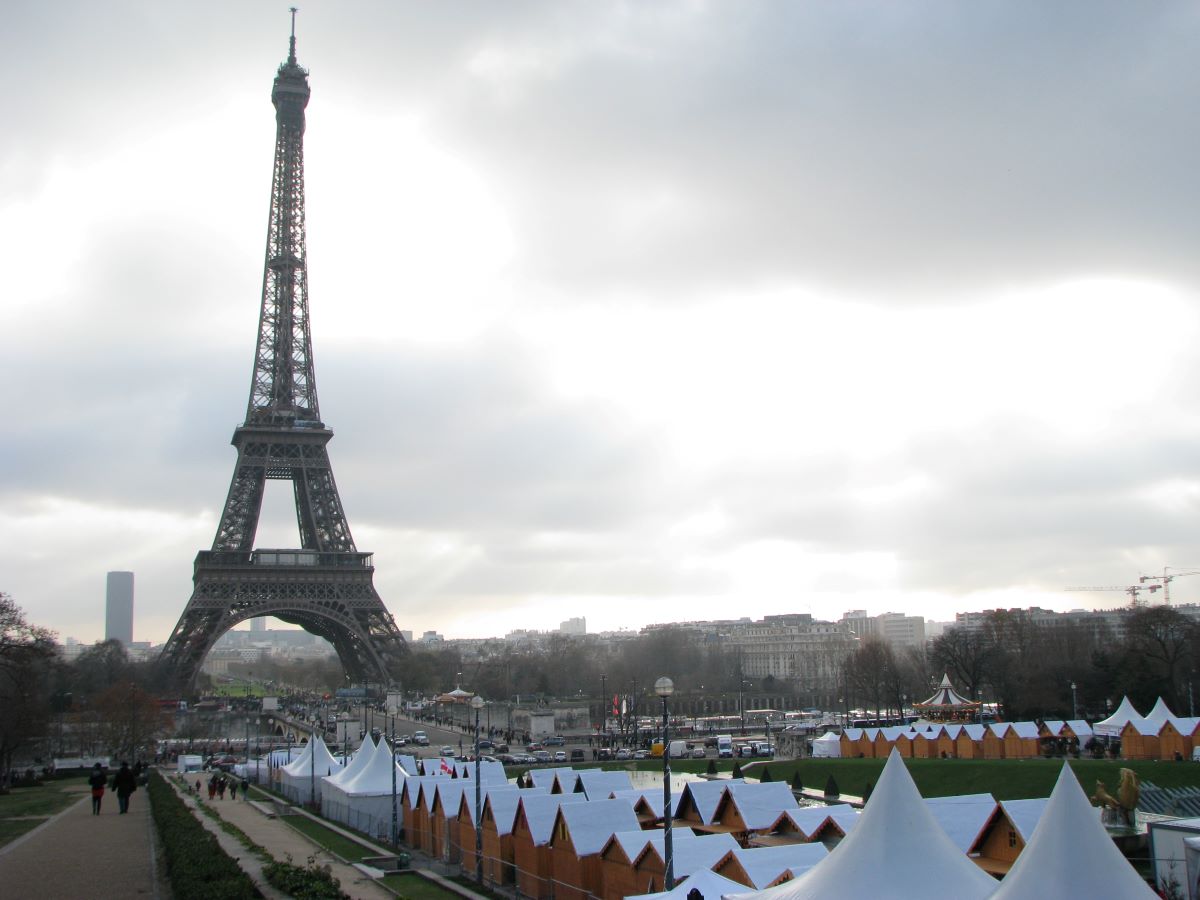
[1064,584,1160,607]
[1139,567,1200,604]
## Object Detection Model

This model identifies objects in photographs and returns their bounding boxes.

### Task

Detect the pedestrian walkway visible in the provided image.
[0,782,167,900]
[170,778,393,900]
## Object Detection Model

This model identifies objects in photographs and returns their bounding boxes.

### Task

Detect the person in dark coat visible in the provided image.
[88,763,107,815]
[112,761,137,814]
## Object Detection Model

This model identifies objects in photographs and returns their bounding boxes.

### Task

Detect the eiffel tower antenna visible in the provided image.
[159,18,408,691]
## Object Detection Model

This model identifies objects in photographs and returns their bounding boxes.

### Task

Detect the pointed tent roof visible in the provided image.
[1093,696,1144,736]
[989,763,1157,899]
[1144,697,1185,732]
[326,735,375,786]
[342,736,403,796]
[282,733,342,778]
[729,750,997,900]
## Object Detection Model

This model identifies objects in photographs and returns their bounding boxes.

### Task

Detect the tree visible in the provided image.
[95,682,170,762]
[0,594,57,784]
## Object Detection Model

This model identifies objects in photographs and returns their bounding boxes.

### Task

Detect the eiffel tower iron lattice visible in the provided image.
[159,19,407,690]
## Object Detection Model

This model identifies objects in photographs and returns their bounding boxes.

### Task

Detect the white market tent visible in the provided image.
[329,736,407,840]
[1093,696,1145,737]
[811,732,841,758]
[280,734,343,805]
[989,762,1157,899]
[322,735,379,823]
[728,750,997,900]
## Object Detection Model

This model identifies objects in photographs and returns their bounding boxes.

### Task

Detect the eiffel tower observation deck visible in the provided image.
[159,15,407,691]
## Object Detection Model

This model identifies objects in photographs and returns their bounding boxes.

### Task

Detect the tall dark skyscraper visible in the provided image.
[158,17,407,690]
[105,571,134,646]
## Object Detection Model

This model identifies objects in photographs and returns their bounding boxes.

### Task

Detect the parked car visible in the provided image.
[691,746,706,759]
[597,748,614,761]
[543,736,566,746]
[497,754,516,765]
[478,739,495,751]
[439,745,455,755]
[533,750,552,763]
[570,749,586,762]
[738,744,754,758]
[553,750,567,762]
[527,742,544,752]
[615,748,631,760]
[412,731,429,746]
[634,749,650,760]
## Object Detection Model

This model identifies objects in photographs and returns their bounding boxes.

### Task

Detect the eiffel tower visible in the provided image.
[159,17,407,690]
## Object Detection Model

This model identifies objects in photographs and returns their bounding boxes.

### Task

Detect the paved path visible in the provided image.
[0,783,168,900]
[170,778,393,900]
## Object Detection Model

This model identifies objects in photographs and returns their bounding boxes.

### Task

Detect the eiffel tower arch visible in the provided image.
[159,18,407,691]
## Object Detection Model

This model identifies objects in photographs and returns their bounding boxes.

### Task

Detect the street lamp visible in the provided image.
[471,694,485,885]
[600,673,607,739]
[1071,682,1078,721]
[655,676,676,892]
[390,718,399,848]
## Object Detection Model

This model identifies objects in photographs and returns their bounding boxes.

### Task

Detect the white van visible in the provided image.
[668,740,689,759]
[717,734,734,758]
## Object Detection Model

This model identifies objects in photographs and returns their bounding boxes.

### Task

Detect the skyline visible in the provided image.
[6,2,1200,645]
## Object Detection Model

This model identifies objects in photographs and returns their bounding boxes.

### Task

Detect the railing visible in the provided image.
[197,550,374,568]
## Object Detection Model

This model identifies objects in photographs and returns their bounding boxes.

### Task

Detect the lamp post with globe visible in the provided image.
[471,694,485,884]
[655,676,676,891]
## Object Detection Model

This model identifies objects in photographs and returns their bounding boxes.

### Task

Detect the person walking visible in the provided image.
[229,779,238,801]
[88,763,106,815]
[112,761,137,814]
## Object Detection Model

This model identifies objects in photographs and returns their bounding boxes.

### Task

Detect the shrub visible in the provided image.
[823,774,839,798]
[732,762,743,779]
[147,770,258,900]
[760,768,772,782]
[862,781,873,803]
[263,855,349,900]
[706,759,717,775]
[791,771,803,791]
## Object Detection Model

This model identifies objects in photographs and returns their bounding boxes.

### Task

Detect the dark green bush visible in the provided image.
[147,770,259,899]
[791,771,803,791]
[823,774,839,798]
[263,856,349,900]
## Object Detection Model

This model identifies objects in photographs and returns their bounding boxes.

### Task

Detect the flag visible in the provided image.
[440,758,453,775]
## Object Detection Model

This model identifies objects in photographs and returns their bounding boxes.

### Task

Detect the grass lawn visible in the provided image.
[281,813,377,863]
[756,756,1200,800]
[380,872,463,900]
[0,777,87,848]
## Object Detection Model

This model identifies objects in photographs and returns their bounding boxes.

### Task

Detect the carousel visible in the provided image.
[912,674,982,723]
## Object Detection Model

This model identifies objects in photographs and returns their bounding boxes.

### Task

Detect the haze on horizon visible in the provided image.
[4,1,1200,646]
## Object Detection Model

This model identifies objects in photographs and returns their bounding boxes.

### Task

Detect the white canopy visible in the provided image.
[989,762,1156,899]
[325,735,375,787]
[811,732,841,758]
[280,734,343,805]
[728,750,996,900]
[634,867,746,900]
[1093,696,1144,737]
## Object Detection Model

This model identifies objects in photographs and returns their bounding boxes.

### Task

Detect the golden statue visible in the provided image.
[1091,769,1139,826]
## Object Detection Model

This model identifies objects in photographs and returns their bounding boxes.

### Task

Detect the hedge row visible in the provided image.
[147,770,260,900]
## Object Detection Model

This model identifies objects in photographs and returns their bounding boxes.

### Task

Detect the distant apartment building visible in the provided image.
[105,571,134,646]
[559,616,586,635]
[839,610,925,648]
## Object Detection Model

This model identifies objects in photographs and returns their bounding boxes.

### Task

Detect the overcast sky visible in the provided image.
[5,1,1200,645]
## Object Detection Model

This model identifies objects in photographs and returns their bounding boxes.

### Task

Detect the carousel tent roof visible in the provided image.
[727,750,996,900]
[915,674,980,710]
[1093,696,1144,736]
[989,763,1157,899]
